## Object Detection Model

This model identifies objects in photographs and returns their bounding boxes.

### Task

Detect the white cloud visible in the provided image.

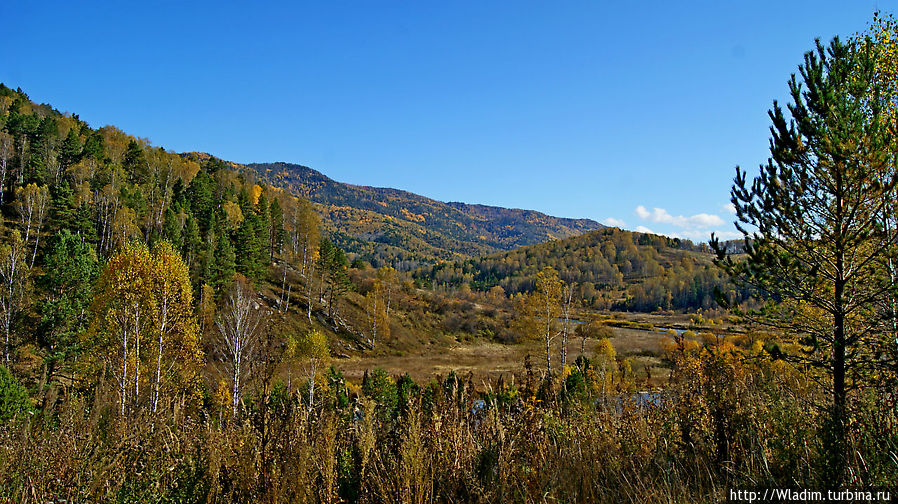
[635,225,656,234]
[666,229,742,241]
[722,203,736,214]
[602,217,626,227]
[634,205,724,229]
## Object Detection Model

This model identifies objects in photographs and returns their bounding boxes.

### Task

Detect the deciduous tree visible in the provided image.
[288,328,330,412]
[216,278,267,417]
[0,231,28,371]
[14,183,50,266]
[91,241,155,415]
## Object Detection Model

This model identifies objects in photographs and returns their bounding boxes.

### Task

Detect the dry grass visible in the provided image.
[2,343,897,503]
[334,325,676,385]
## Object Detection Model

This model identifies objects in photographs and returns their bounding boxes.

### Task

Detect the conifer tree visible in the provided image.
[210,232,236,291]
[713,36,898,482]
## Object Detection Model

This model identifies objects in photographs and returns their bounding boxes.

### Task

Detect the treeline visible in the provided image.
[0,82,310,290]
[416,228,752,311]
[0,84,363,384]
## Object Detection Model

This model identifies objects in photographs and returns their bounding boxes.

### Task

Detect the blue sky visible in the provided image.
[2,1,891,242]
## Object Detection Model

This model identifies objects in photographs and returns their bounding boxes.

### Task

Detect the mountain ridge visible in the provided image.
[247,161,604,264]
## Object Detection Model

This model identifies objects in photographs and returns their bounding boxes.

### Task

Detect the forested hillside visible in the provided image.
[417,227,751,311]
[2,11,898,501]
[250,161,604,264]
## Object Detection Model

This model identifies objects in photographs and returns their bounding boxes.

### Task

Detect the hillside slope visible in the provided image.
[248,161,604,264]
[416,227,749,311]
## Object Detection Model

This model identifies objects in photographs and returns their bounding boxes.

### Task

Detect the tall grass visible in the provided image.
[1,350,896,503]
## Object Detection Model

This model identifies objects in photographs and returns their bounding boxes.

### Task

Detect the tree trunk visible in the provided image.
[233,355,241,418]
[121,329,129,416]
[280,265,288,313]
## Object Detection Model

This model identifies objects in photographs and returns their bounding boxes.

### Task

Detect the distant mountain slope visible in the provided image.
[415,227,748,311]
[248,162,604,263]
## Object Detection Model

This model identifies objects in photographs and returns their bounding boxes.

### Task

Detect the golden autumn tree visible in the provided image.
[514,266,562,375]
[594,337,617,395]
[91,241,155,415]
[857,13,898,379]
[284,197,321,320]
[288,328,330,412]
[149,241,203,412]
[90,241,203,415]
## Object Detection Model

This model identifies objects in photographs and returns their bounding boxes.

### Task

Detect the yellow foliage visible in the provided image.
[215,379,232,419]
[222,200,244,230]
[90,241,203,414]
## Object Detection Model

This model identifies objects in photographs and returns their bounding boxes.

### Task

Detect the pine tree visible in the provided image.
[182,214,201,269]
[235,213,264,282]
[713,36,898,483]
[37,230,99,374]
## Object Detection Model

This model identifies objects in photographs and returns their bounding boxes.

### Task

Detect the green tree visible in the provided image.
[0,365,30,422]
[48,180,77,234]
[81,130,105,161]
[318,239,349,318]
[235,212,265,282]
[37,230,99,374]
[162,207,182,250]
[187,171,214,236]
[209,232,236,291]
[122,139,148,185]
[268,197,284,259]
[181,214,201,270]
[58,127,82,171]
[713,36,898,483]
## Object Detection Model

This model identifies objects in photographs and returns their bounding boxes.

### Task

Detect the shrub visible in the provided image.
[0,366,30,422]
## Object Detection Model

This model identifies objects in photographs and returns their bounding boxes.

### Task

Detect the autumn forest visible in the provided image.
[1,12,898,504]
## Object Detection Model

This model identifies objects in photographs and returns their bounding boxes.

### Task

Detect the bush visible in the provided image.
[0,366,30,422]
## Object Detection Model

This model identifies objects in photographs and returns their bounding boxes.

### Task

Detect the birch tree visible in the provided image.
[559,281,576,368]
[216,278,267,417]
[14,184,50,267]
[289,328,330,412]
[365,285,390,349]
[150,241,203,412]
[515,267,562,375]
[91,241,155,415]
[0,132,12,206]
[0,231,28,371]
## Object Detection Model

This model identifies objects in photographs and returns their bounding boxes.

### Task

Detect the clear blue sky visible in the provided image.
[2,1,891,241]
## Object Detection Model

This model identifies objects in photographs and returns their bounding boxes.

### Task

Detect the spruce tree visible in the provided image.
[268,197,285,258]
[209,232,236,291]
[59,128,82,170]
